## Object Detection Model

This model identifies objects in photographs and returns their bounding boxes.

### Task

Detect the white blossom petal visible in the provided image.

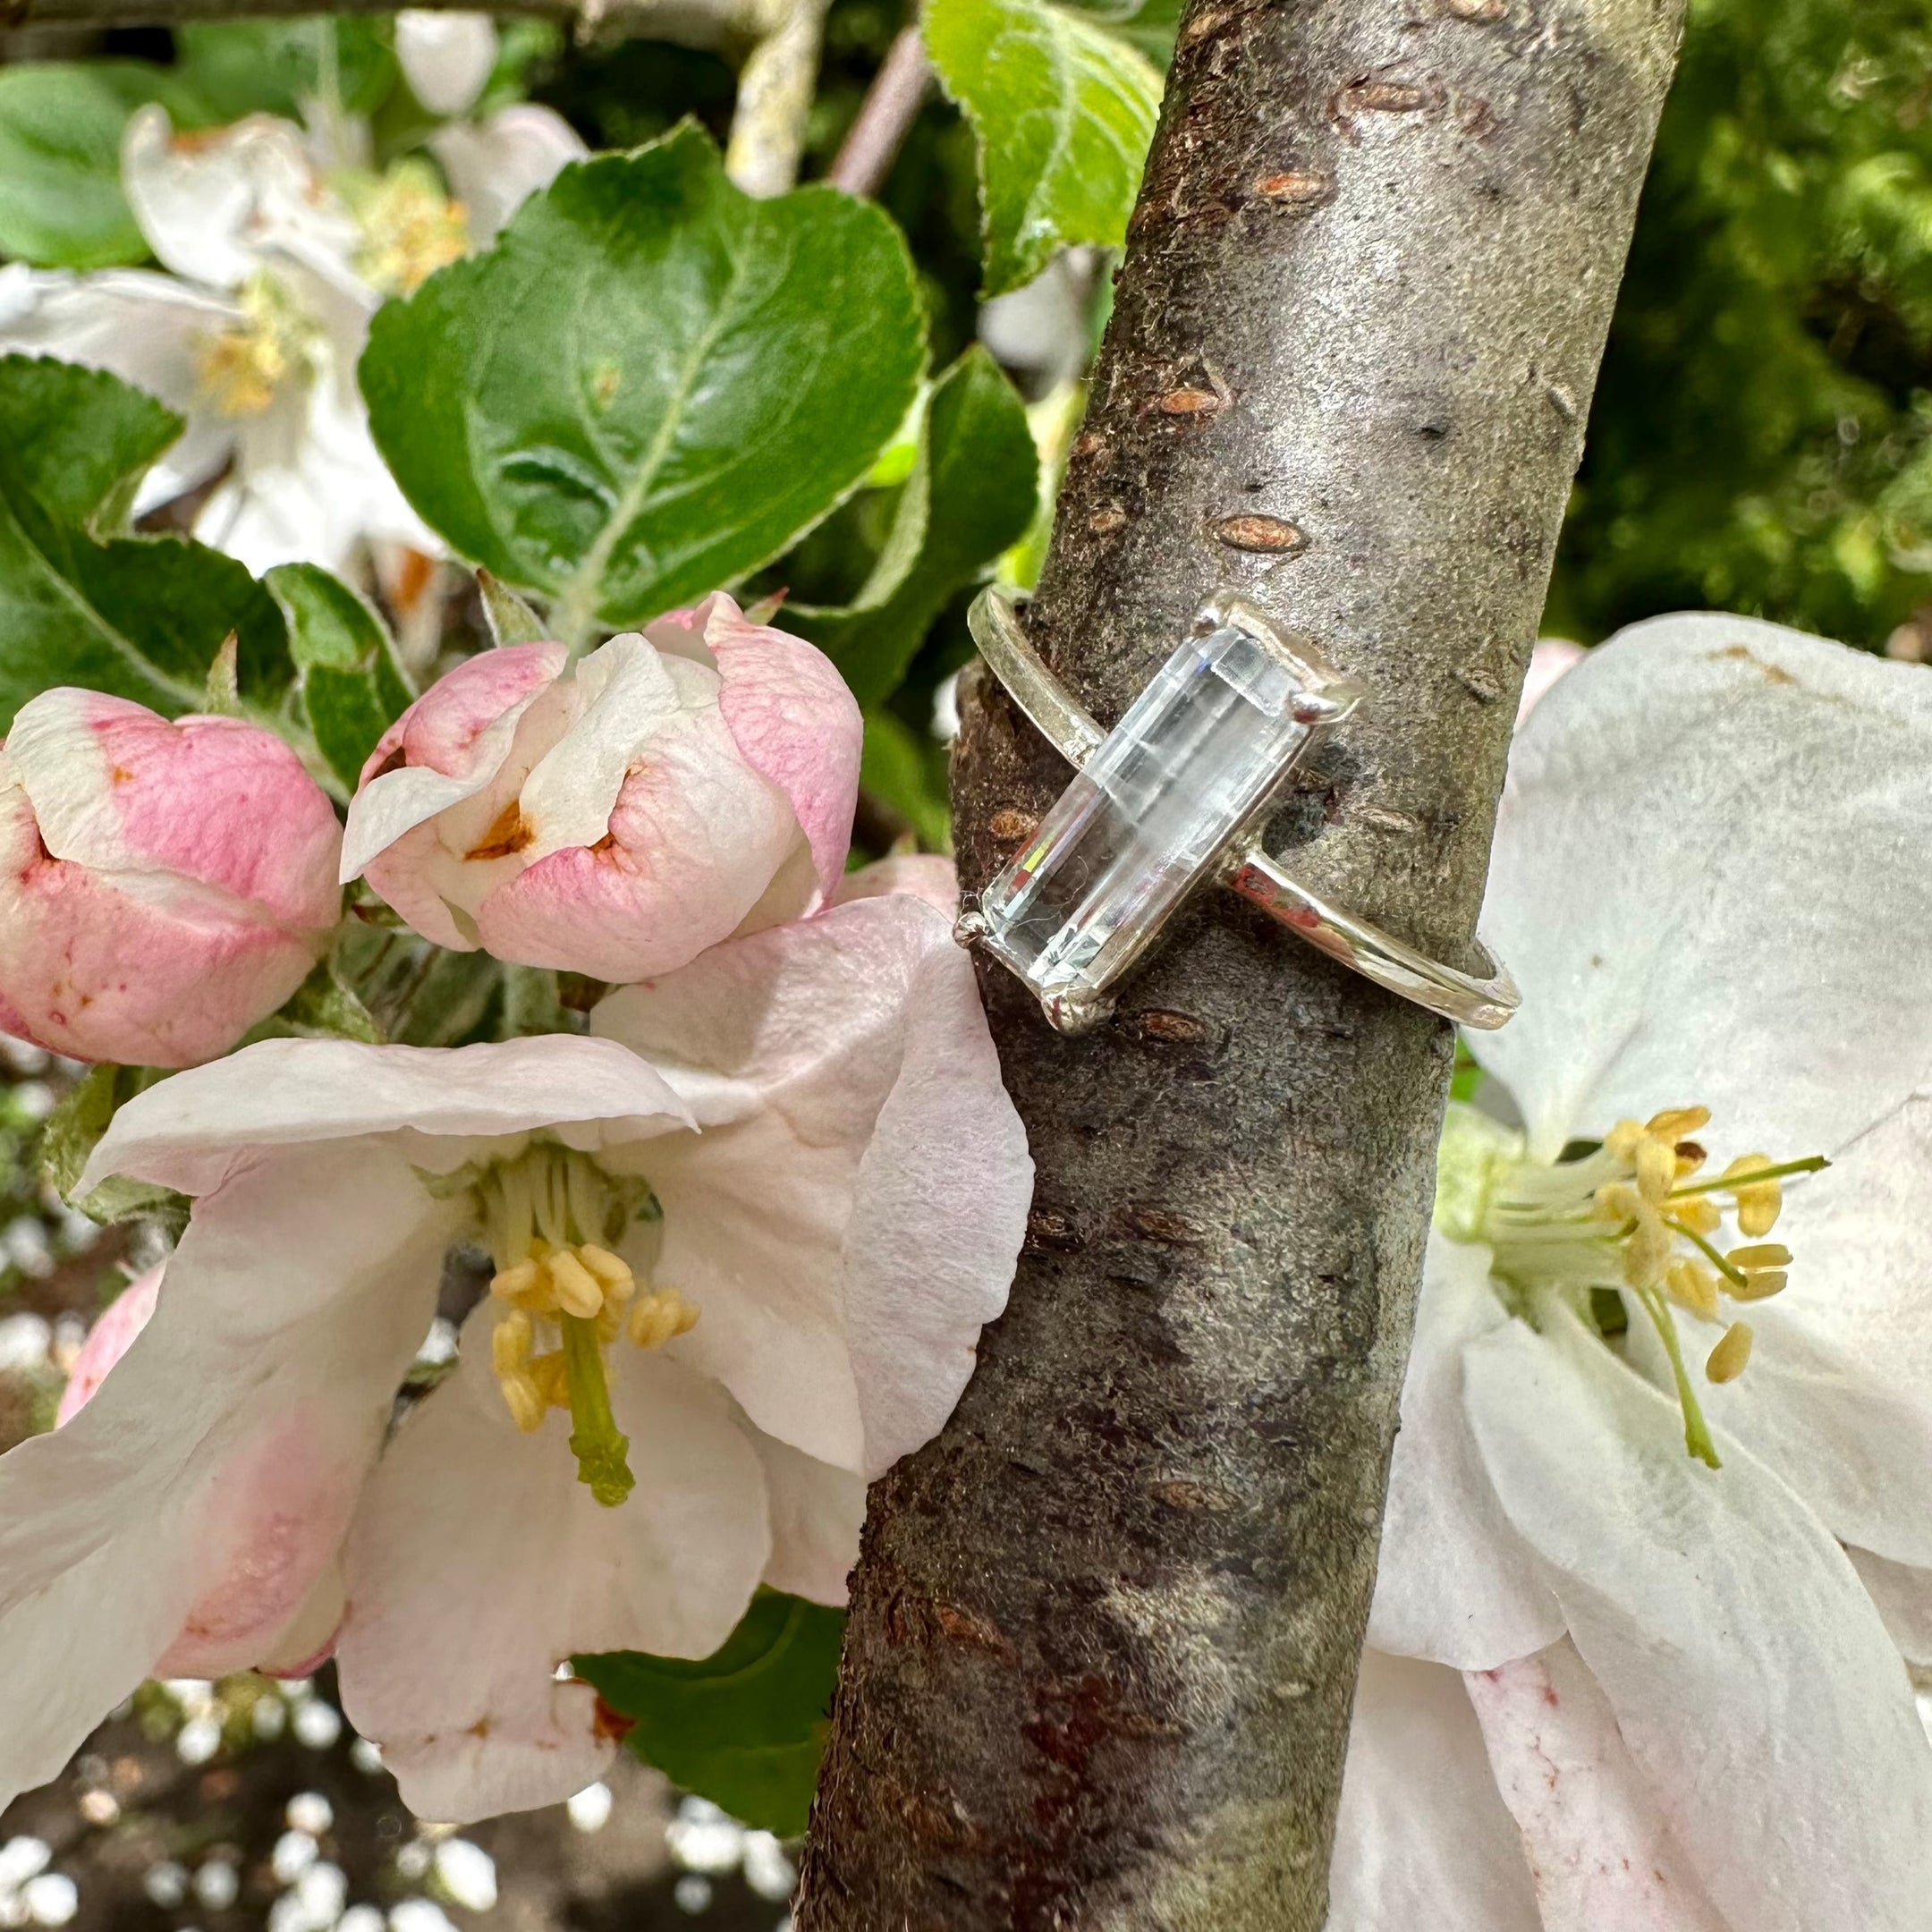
[80,1035,694,1199]
[1464,1306,1932,1932]
[1326,1649,1540,1932]
[750,1432,864,1605]
[396,11,499,117]
[337,1307,770,1823]
[430,106,586,243]
[1474,614,1932,1162]
[595,890,1030,1476]
[1465,1639,1726,1931]
[1368,1234,1563,1668]
[1846,1546,1932,1667]
[0,1141,447,1807]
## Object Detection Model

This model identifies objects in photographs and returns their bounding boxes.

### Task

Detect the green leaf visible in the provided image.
[242,957,385,1046]
[790,347,1036,708]
[267,564,414,789]
[574,1591,844,1836]
[0,462,291,733]
[478,570,548,647]
[860,707,953,852]
[174,18,396,123]
[360,123,927,640]
[41,1063,185,1229]
[925,0,1163,295]
[0,356,182,531]
[0,64,206,271]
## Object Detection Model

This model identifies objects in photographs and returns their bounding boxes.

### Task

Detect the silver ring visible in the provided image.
[957,588,1518,1034]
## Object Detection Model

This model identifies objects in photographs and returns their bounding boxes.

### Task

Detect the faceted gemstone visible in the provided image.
[971,619,1352,1030]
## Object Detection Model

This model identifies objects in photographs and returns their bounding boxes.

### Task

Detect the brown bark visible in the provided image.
[797,1,1685,1927]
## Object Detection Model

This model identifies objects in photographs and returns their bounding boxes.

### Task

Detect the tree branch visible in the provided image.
[796,0,1685,1926]
[825,24,929,199]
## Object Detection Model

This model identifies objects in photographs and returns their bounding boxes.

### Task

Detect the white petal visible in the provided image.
[430,106,586,243]
[337,1309,770,1823]
[1466,1640,1725,1931]
[750,1432,865,1605]
[0,1141,445,1806]
[396,11,499,116]
[1847,1547,1932,1667]
[1368,1234,1563,1668]
[596,891,1030,1476]
[1464,1307,1932,1932]
[1473,614,1932,1161]
[80,1035,693,1199]
[123,108,359,292]
[1326,1649,1540,1932]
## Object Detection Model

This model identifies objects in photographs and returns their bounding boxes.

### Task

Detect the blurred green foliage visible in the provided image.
[1547,0,1932,651]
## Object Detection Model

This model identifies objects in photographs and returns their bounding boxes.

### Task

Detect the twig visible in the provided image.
[825,25,930,199]
[724,0,834,197]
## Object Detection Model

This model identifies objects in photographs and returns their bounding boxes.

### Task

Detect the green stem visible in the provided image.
[1670,1217,1749,1287]
[1634,1287,1720,1469]
[560,1315,635,1507]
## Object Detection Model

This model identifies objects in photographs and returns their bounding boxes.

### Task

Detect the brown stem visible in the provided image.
[825,24,930,199]
[796,0,1685,1926]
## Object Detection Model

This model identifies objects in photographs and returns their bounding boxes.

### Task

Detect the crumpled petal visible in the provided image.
[337,1303,770,1822]
[1326,1648,1540,1932]
[80,1034,693,1199]
[429,106,586,243]
[1463,1305,1932,1932]
[1465,1639,1726,1931]
[1475,614,1932,1163]
[1368,1233,1563,1669]
[594,886,1030,1477]
[396,10,499,117]
[0,1140,449,1808]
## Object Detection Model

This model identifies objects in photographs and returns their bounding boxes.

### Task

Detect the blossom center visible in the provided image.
[196,274,315,418]
[1436,1102,1826,1468]
[466,1142,698,1507]
[351,164,469,296]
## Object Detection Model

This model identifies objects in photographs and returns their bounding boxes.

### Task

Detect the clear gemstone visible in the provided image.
[975,621,1341,1028]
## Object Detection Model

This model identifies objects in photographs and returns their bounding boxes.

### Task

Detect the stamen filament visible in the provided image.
[1666,1155,1829,1199]
[1670,1216,1750,1288]
[1633,1286,1721,1470]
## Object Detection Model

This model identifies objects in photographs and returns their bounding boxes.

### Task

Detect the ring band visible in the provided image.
[962,588,1519,1032]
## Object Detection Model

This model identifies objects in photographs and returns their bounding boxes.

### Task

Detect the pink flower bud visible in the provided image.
[342,595,863,982]
[0,691,343,1068]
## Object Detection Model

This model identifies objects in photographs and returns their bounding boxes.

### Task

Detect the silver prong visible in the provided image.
[1042,987,1114,1036]
[953,898,990,949]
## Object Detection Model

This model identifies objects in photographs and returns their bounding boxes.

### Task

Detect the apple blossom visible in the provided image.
[1331,614,1932,1931]
[0,688,343,1067]
[342,597,864,982]
[0,872,1029,1822]
[0,94,582,575]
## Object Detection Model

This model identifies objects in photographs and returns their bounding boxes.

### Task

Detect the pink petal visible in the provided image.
[704,596,862,902]
[837,853,961,917]
[1517,640,1586,725]
[359,641,566,786]
[56,1267,161,1428]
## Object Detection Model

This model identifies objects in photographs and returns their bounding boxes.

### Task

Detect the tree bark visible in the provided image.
[796,2,1685,1928]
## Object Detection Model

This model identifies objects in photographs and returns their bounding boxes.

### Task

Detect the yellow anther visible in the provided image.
[491,1309,534,1376]
[1647,1106,1711,1142]
[1720,1155,1783,1237]
[1635,1134,1677,1205]
[491,1258,541,1301]
[499,1370,547,1433]
[530,1352,570,1408]
[1672,1196,1722,1238]
[1623,1209,1674,1291]
[1674,1141,1708,1180]
[577,1245,636,1299]
[1725,1242,1791,1273]
[1597,1181,1643,1223]
[1728,1269,1788,1302]
[1666,1258,1720,1322]
[1606,1119,1647,1161]
[545,1250,606,1320]
[1707,1321,1754,1384]
[597,1301,626,1345]
[629,1291,700,1351]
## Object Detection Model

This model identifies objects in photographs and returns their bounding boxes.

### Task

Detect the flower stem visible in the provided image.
[1634,1287,1721,1470]
[560,1315,635,1508]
